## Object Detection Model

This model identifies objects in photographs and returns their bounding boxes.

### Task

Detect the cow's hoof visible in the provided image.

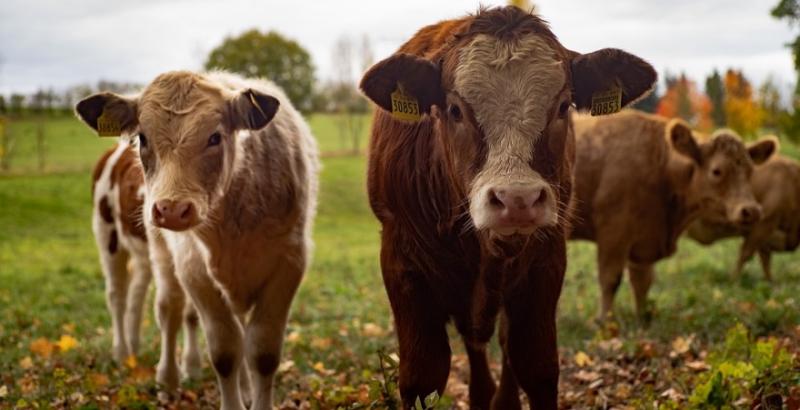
[157,361,180,390]
[181,352,203,380]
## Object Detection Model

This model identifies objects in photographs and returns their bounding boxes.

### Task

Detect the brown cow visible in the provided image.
[91,143,201,386]
[78,71,319,410]
[687,152,800,280]
[360,6,656,409]
[570,110,776,322]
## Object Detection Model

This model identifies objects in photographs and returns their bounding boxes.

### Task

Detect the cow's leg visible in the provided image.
[733,239,756,278]
[151,238,184,390]
[181,266,245,410]
[757,249,773,282]
[384,271,451,408]
[596,242,627,322]
[503,273,562,410]
[125,253,152,356]
[244,262,303,410]
[462,340,495,410]
[628,262,655,323]
[181,302,202,379]
[99,246,131,363]
[491,314,521,410]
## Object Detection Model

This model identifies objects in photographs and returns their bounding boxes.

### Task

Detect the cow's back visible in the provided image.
[92,143,147,253]
[753,155,800,250]
[570,110,672,242]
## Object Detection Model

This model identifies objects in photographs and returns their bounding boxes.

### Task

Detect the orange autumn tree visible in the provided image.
[724,69,763,138]
[656,74,713,131]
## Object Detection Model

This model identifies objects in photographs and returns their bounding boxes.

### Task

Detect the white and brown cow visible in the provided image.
[91,142,202,384]
[78,71,319,410]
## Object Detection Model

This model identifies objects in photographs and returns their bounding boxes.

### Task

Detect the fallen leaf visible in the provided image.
[310,337,332,350]
[614,383,632,400]
[0,385,7,398]
[685,360,710,372]
[312,361,326,373]
[61,323,76,334]
[661,387,685,401]
[286,331,301,343]
[362,323,385,337]
[124,355,137,369]
[574,351,593,367]
[29,337,54,359]
[19,356,33,370]
[671,335,693,355]
[56,335,79,352]
[573,370,602,383]
[89,372,110,388]
[278,360,294,373]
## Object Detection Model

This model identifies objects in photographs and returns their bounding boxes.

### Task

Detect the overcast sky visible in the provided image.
[0,0,796,96]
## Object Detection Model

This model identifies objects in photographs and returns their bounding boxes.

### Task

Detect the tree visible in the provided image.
[773,0,800,94]
[758,76,784,131]
[9,94,24,117]
[0,95,6,115]
[329,34,372,153]
[723,69,763,138]
[205,30,316,112]
[656,74,712,131]
[705,70,726,127]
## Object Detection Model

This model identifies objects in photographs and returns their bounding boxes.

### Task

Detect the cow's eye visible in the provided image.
[138,133,148,149]
[207,132,222,147]
[448,104,462,122]
[558,101,570,118]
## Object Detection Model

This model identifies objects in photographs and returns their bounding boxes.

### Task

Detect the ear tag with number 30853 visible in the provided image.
[590,87,622,116]
[97,111,121,137]
[390,85,421,122]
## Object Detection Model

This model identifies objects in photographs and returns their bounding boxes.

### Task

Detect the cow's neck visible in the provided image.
[664,153,703,243]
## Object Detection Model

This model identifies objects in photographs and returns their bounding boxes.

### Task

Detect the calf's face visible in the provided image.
[669,122,775,226]
[361,9,656,238]
[76,72,279,231]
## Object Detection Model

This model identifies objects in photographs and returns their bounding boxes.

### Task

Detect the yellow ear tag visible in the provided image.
[390,86,421,122]
[97,111,121,137]
[590,87,622,116]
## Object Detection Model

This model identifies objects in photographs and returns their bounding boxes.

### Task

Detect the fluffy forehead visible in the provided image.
[705,131,752,167]
[453,34,566,141]
[138,71,226,140]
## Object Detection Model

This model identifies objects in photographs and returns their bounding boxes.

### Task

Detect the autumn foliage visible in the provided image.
[656,74,713,131]
[724,69,764,138]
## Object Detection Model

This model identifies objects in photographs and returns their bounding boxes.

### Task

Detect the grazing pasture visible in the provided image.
[0,114,798,408]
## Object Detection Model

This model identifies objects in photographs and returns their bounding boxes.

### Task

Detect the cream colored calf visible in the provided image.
[79,71,318,410]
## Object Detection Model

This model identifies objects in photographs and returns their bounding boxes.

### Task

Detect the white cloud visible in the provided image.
[0,0,796,96]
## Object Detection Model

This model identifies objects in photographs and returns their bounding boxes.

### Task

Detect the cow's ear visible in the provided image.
[359,53,444,116]
[228,88,280,131]
[668,119,702,164]
[75,93,138,136]
[747,137,777,164]
[570,48,657,111]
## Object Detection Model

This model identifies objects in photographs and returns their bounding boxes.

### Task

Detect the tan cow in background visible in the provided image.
[570,110,776,322]
[687,152,800,280]
[90,143,201,386]
[78,71,319,410]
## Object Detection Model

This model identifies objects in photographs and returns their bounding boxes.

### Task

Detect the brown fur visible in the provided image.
[687,154,800,280]
[361,6,655,409]
[570,110,774,321]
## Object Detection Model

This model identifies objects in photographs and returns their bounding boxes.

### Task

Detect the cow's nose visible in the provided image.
[739,204,762,225]
[152,199,197,231]
[488,186,547,225]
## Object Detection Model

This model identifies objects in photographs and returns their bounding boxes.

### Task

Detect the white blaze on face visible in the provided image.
[454,34,566,232]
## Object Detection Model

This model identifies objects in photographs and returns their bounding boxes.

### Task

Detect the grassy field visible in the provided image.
[0,114,798,409]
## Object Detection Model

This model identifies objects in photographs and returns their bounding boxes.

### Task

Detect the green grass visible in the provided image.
[0,114,798,408]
